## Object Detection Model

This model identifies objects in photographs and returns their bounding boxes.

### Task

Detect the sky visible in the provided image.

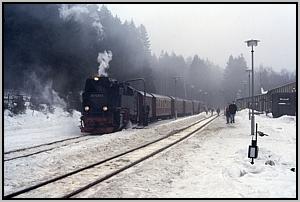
[105,4,296,72]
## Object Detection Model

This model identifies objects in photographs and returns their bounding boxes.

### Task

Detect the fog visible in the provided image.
[107,4,296,72]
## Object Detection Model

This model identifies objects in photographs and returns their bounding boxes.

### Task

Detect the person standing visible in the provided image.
[211,108,214,116]
[228,101,237,123]
[225,106,230,124]
[216,108,220,116]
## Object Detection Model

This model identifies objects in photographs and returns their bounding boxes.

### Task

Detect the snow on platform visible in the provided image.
[74,110,296,198]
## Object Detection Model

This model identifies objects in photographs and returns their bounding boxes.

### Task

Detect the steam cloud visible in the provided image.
[59,4,89,21]
[97,50,113,77]
[29,72,66,108]
[59,4,103,39]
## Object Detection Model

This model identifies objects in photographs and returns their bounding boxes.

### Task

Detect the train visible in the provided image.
[80,76,205,134]
[236,82,296,118]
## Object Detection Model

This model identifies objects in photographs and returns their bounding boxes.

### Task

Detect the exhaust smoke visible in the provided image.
[97,50,113,77]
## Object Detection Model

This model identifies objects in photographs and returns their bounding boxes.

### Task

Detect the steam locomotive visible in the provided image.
[80,76,204,134]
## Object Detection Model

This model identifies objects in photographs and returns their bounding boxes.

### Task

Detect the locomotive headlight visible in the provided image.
[84,106,90,111]
[94,77,99,81]
[102,106,108,111]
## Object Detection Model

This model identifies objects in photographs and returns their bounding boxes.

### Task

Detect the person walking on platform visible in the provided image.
[228,101,237,123]
[225,106,230,124]
[211,108,214,116]
[216,108,220,116]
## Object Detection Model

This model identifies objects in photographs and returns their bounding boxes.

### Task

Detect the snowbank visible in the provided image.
[4,107,81,152]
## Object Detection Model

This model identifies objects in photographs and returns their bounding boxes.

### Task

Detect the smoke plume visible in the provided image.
[59,4,103,39]
[59,4,89,21]
[97,50,113,77]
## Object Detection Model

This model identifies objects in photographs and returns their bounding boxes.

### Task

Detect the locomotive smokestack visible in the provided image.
[97,50,113,77]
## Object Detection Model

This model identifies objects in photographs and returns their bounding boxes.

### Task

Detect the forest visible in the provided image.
[4,4,296,110]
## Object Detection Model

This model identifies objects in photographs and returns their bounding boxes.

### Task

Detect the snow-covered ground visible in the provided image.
[4,107,209,196]
[4,107,296,198]
[4,108,82,152]
[75,110,297,198]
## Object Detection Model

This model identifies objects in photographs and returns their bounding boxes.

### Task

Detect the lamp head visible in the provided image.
[245,39,260,47]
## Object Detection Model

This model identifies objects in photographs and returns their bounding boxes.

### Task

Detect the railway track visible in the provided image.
[4,115,218,198]
[4,136,96,161]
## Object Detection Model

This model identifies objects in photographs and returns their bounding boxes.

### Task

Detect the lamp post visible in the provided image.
[204,92,208,106]
[198,89,202,101]
[190,85,195,100]
[245,69,251,97]
[245,39,259,138]
[172,76,183,119]
[183,79,187,99]
[245,39,260,164]
[246,68,252,120]
[241,81,247,98]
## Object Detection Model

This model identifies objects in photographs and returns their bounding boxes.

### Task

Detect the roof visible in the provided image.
[150,93,172,100]
[268,81,296,91]
[184,99,193,103]
[136,90,154,97]
[236,81,296,101]
[169,96,185,101]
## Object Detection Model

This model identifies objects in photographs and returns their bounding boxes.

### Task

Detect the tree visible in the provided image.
[139,24,151,56]
[223,54,248,103]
